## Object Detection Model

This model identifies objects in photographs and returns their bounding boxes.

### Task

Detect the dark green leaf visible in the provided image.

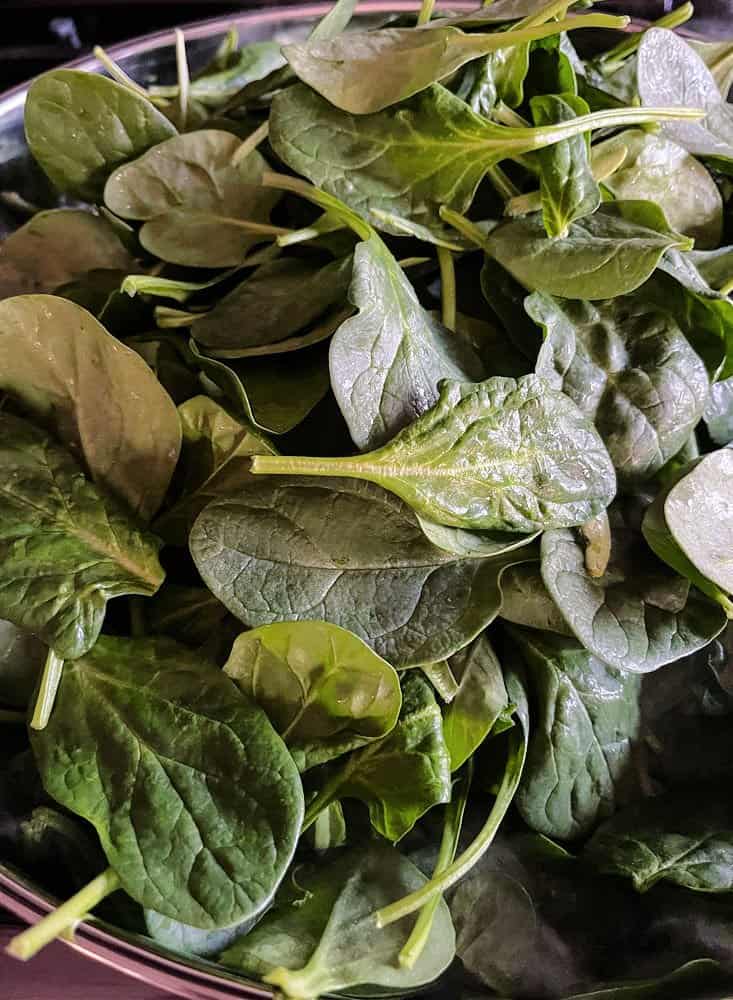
[144,909,257,958]
[498,561,573,634]
[30,635,304,927]
[704,377,733,445]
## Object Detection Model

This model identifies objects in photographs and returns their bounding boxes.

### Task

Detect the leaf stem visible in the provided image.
[439,207,492,252]
[376,728,525,928]
[30,649,65,731]
[232,121,270,167]
[175,29,190,130]
[93,46,168,107]
[720,277,733,296]
[301,769,347,834]
[486,164,521,201]
[421,661,459,703]
[6,868,121,961]
[517,0,570,29]
[398,762,472,969]
[277,211,344,247]
[437,247,456,332]
[597,2,694,70]
[262,171,373,241]
[417,0,436,26]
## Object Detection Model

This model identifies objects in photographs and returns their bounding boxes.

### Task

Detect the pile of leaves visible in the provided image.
[3,1,733,997]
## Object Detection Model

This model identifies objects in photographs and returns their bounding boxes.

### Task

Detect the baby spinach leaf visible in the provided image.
[584,786,733,893]
[270,83,697,240]
[638,28,733,163]
[690,38,733,96]
[219,842,455,994]
[191,255,352,352]
[144,909,257,958]
[486,202,692,300]
[0,619,45,709]
[0,295,181,521]
[442,633,509,771]
[417,517,539,559]
[25,69,177,201]
[156,42,286,108]
[498,561,573,634]
[154,395,275,545]
[301,673,451,841]
[0,210,134,300]
[598,129,723,249]
[512,627,641,841]
[531,93,600,239]
[330,231,484,451]
[190,478,520,666]
[528,291,709,484]
[282,15,624,114]
[223,621,402,771]
[189,339,330,435]
[139,211,285,268]
[205,306,353,360]
[541,505,727,674]
[563,961,732,1000]
[0,413,164,659]
[251,375,617,533]
[464,43,530,115]
[30,635,304,927]
[648,450,733,602]
[704,377,733,445]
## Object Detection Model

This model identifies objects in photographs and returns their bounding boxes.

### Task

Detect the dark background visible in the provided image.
[1,1,732,94]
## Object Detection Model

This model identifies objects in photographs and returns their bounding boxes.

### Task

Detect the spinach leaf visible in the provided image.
[417,517,539,559]
[638,28,733,163]
[282,14,625,114]
[223,621,402,771]
[30,635,304,927]
[498,561,573,634]
[464,43,530,115]
[144,909,257,958]
[562,961,732,1000]
[598,130,723,249]
[485,202,692,300]
[512,627,641,841]
[191,256,352,352]
[531,93,600,239]
[251,375,617,533]
[0,620,45,709]
[153,42,286,108]
[442,633,509,771]
[330,231,484,451]
[0,413,163,659]
[584,786,733,893]
[219,842,455,994]
[191,478,521,667]
[0,295,181,521]
[541,505,727,673]
[25,70,177,201]
[690,39,733,96]
[299,672,450,841]
[704,377,733,445]
[154,395,275,545]
[528,291,709,484]
[0,210,134,300]
[189,339,331,435]
[270,83,697,240]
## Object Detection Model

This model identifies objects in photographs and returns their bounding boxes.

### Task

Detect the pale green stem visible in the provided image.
[277,211,344,247]
[175,29,190,130]
[439,207,492,252]
[517,0,570,29]
[30,649,64,731]
[262,170,373,241]
[417,0,436,26]
[486,164,521,201]
[598,2,694,71]
[721,277,733,296]
[437,247,456,332]
[398,256,432,269]
[494,103,531,128]
[421,661,459,703]
[301,769,347,833]
[399,763,472,969]
[459,15,631,58]
[376,729,525,928]
[155,306,198,328]
[93,46,168,107]
[6,869,121,961]
[232,121,270,167]
[0,708,26,724]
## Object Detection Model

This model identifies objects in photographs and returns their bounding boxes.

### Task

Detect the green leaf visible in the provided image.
[541,505,727,674]
[498,561,573,634]
[584,786,733,893]
[598,129,723,249]
[531,93,600,239]
[189,339,330,435]
[303,673,451,842]
[250,376,617,533]
[528,290,709,484]
[191,255,352,352]
[486,202,692,300]
[30,635,304,927]
[219,842,455,994]
[563,960,730,1000]
[690,39,733,96]
[170,42,286,108]
[442,633,509,771]
[144,909,256,958]
[512,627,641,841]
[464,43,530,115]
[704,377,733,445]
[0,295,181,521]
[0,413,164,659]
[0,210,134,300]
[223,621,402,771]
[330,233,484,450]
[190,478,519,667]
[270,83,698,240]
[154,396,275,545]
[0,619,45,709]
[639,28,733,163]
[25,69,177,201]
[417,517,539,559]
